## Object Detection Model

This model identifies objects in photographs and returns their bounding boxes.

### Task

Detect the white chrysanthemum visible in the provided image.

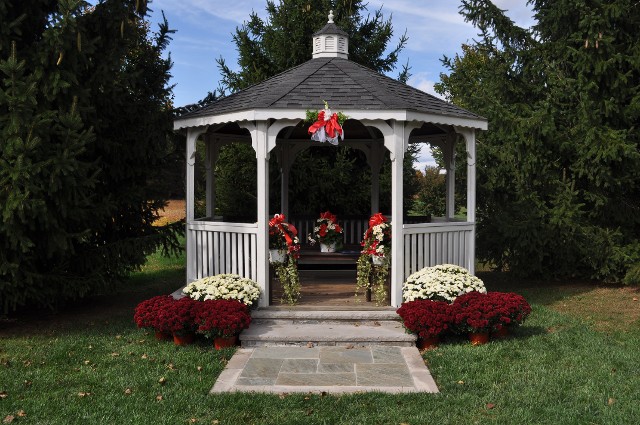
[402,264,485,303]
[182,274,261,306]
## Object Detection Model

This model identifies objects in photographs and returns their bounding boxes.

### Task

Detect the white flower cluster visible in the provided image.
[402,264,486,303]
[183,274,261,306]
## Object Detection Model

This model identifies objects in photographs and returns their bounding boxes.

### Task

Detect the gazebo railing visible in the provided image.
[403,221,474,278]
[187,220,257,281]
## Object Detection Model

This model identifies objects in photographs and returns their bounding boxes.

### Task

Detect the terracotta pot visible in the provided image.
[214,335,238,350]
[154,330,173,341]
[320,242,337,252]
[469,332,490,346]
[417,336,439,350]
[492,326,509,339]
[173,332,195,346]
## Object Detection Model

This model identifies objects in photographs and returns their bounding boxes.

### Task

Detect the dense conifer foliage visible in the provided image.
[0,0,180,312]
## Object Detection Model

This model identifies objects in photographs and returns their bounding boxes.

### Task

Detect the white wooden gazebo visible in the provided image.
[174,13,488,308]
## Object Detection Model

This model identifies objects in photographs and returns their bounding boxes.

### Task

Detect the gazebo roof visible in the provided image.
[174,13,487,131]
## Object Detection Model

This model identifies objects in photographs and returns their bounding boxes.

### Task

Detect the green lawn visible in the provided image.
[1,250,639,424]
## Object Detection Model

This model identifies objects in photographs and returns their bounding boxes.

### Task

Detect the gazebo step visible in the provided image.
[250,307,401,325]
[239,322,415,347]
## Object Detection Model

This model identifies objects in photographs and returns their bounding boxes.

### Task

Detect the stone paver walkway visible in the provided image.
[211,345,438,394]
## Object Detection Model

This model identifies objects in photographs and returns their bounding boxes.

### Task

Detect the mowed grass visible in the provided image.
[1,250,639,424]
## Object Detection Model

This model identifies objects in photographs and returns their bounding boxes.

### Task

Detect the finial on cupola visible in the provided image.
[312,10,349,59]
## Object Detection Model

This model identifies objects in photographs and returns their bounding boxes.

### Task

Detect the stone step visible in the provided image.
[250,308,401,325]
[239,322,416,347]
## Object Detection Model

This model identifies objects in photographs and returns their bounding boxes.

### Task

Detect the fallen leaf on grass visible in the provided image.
[0,391,7,399]
[486,403,496,410]
[124,388,132,395]
[457,381,464,385]
[23,360,32,367]
[84,360,91,365]
[111,352,119,357]
[167,363,177,370]
[211,420,219,425]
[78,392,91,397]
[115,335,122,339]
[158,377,167,385]
[16,411,25,418]
[23,381,31,387]
[3,415,14,424]
[188,419,197,423]
[633,297,638,302]
[197,366,203,372]
[156,395,163,401]
[608,398,616,406]
[279,393,287,399]
[141,354,148,359]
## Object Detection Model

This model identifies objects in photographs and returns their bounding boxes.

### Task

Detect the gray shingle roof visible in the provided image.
[178,57,485,121]
[313,22,348,37]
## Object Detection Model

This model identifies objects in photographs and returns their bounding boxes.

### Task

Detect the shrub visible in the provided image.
[396,300,453,339]
[402,264,486,303]
[156,297,199,336]
[194,299,252,338]
[133,295,175,332]
[183,274,261,306]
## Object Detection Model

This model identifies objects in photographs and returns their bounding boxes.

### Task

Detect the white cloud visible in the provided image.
[407,72,444,99]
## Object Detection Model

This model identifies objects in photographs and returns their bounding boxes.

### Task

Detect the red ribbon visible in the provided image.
[307,111,326,135]
[269,214,297,248]
[325,113,343,139]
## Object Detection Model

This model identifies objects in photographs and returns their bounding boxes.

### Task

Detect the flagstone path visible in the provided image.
[211,345,438,394]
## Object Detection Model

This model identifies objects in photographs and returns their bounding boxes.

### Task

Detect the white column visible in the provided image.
[255,121,270,307]
[280,146,290,216]
[455,126,476,274]
[389,121,405,307]
[445,133,456,220]
[204,136,214,218]
[186,126,206,282]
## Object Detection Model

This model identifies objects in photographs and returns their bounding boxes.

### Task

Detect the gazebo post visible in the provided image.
[204,135,218,218]
[455,126,476,274]
[254,121,270,307]
[444,132,456,220]
[185,126,207,282]
[389,121,405,307]
[369,142,383,215]
[281,146,290,217]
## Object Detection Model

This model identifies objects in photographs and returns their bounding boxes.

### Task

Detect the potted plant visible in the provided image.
[396,300,452,349]
[194,299,252,349]
[452,291,503,345]
[308,210,343,252]
[182,274,261,307]
[402,264,486,303]
[134,295,175,340]
[487,292,532,338]
[268,214,302,304]
[356,213,391,305]
[157,297,200,345]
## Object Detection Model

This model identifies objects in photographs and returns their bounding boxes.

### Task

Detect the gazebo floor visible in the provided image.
[270,269,390,307]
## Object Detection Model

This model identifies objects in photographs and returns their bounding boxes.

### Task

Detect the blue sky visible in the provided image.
[147,0,534,168]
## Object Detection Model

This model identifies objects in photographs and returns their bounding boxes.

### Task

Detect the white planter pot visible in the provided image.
[371,255,385,266]
[319,242,337,253]
[269,249,287,263]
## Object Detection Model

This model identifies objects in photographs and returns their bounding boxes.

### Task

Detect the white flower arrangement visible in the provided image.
[402,264,486,303]
[183,274,261,306]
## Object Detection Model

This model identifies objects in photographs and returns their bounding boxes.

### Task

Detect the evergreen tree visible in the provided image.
[436,0,640,281]
[0,0,180,312]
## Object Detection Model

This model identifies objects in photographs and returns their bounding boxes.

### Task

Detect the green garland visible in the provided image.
[274,256,301,305]
[305,101,349,125]
[355,243,389,306]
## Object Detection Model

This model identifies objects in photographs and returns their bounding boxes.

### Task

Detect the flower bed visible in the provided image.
[182,274,260,307]
[194,299,251,338]
[402,264,486,303]
[397,291,532,346]
[134,295,175,333]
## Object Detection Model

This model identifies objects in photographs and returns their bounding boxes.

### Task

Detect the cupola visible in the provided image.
[312,10,349,59]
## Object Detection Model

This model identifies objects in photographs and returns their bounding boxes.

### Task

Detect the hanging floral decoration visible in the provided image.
[268,213,301,305]
[268,214,300,259]
[306,101,347,145]
[355,213,391,306]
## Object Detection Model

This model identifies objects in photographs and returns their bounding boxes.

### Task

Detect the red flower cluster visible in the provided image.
[134,295,174,332]
[453,291,532,332]
[361,213,391,256]
[268,213,300,258]
[309,211,343,245]
[156,297,200,335]
[396,300,452,339]
[397,291,532,338]
[194,299,251,338]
